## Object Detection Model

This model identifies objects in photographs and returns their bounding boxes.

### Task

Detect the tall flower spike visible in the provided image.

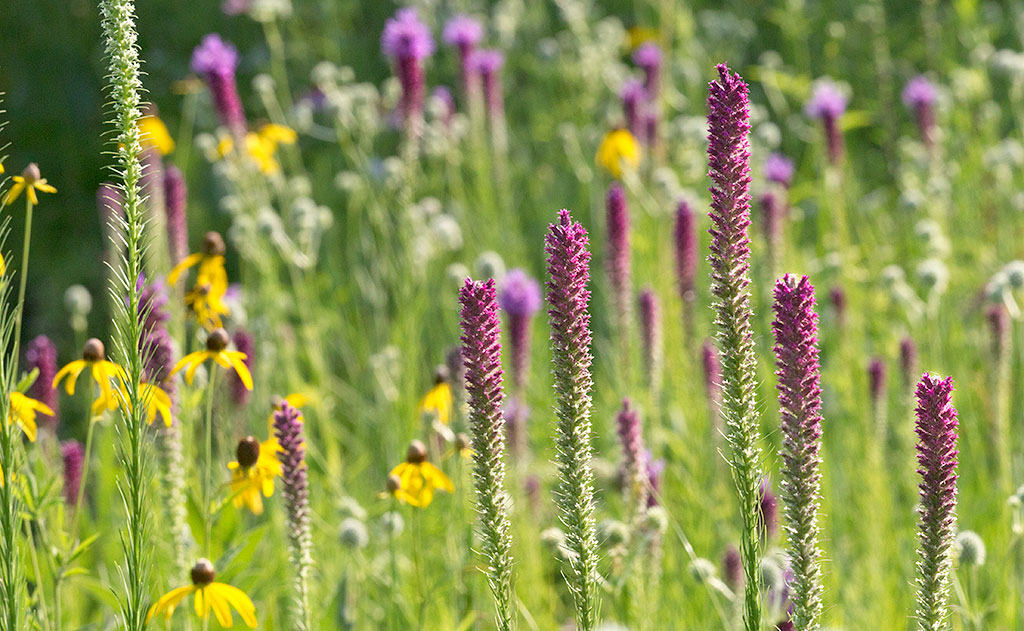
[675,199,698,344]
[771,274,824,631]
[545,209,600,631]
[902,76,938,152]
[615,398,648,522]
[381,7,434,134]
[899,337,918,391]
[606,182,632,345]
[620,78,645,138]
[25,335,59,432]
[707,63,764,631]
[637,287,663,395]
[913,373,959,631]
[759,191,783,277]
[497,269,541,395]
[273,401,313,631]
[459,279,515,631]
[191,34,247,137]
[61,440,85,506]
[163,165,189,266]
[805,79,847,165]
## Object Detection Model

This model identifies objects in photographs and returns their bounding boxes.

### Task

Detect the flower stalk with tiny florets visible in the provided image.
[706,63,764,631]
[274,401,313,631]
[913,373,959,631]
[772,274,824,631]
[545,209,600,631]
[99,0,153,629]
[459,278,515,631]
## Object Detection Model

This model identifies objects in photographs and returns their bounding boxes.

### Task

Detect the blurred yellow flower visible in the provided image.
[186,283,230,330]
[417,380,452,425]
[8,392,54,442]
[596,129,641,178]
[626,26,659,50]
[217,123,297,175]
[138,114,176,155]
[147,559,257,628]
[386,440,453,508]
[4,163,56,207]
[171,328,253,391]
[52,338,126,416]
[169,232,230,330]
[227,435,283,515]
[115,380,173,427]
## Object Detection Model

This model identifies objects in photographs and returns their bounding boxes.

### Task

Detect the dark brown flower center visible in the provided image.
[433,364,449,385]
[405,439,427,464]
[190,558,215,586]
[206,328,230,352]
[386,473,402,493]
[236,436,260,468]
[202,231,226,257]
[82,338,105,362]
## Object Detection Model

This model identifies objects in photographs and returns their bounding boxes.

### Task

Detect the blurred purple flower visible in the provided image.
[764,153,794,188]
[62,440,84,506]
[381,8,434,131]
[468,49,504,118]
[164,165,189,266]
[230,329,254,407]
[632,42,662,98]
[619,78,645,138]
[637,287,663,393]
[26,335,58,431]
[191,34,246,136]
[431,86,456,127]
[805,80,846,165]
[606,182,632,338]
[902,75,938,150]
[498,269,541,394]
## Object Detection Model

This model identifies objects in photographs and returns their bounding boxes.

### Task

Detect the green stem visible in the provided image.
[202,367,217,558]
[24,519,51,631]
[12,197,34,359]
[69,378,97,540]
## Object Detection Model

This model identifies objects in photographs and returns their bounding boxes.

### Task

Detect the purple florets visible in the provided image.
[230,329,254,407]
[675,199,697,304]
[620,78,645,137]
[468,49,505,116]
[62,440,84,506]
[868,357,887,404]
[26,335,59,430]
[442,14,484,51]
[381,7,435,61]
[164,165,188,266]
[273,401,311,555]
[498,269,542,317]
[804,80,847,119]
[191,33,239,76]
[902,75,937,108]
[606,182,631,335]
[632,43,662,98]
[764,153,794,188]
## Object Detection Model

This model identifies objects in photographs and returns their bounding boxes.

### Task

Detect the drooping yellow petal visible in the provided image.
[206,584,234,627]
[33,180,57,194]
[138,115,176,155]
[146,585,197,622]
[53,360,88,395]
[194,585,210,619]
[422,462,454,493]
[224,351,254,391]
[214,582,258,628]
[167,252,204,286]
[3,180,26,206]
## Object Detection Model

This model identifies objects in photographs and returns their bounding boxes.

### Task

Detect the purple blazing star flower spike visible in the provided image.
[643,107,659,146]
[163,165,189,266]
[759,191,783,272]
[61,440,84,506]
[616,398,648,516]
[805,80,847,165]
[772,274,824,630]
[230,329,254,407]
[620,78,645,138]
[764,153,794,188]
[443,13,483,91]
[645,456,664,507]
[675,199,697,341]
[913,373,959,631]
[723,545,743,588]
[632,42,662,98]
[25,335,58,431]
[986,304,1009,356]
[829,286,846,327]
[458,278,515,629]
[868,357,887,405]
[498,269,541,394]
[902,75,938,151]
[431,86,456,127]
[758,479,779,540]
[469,49,505,119]
[191,34,246,137]
[637,287,663,393]
[273,401,312,571]
[606,182,632,338]
[381,8,434,131]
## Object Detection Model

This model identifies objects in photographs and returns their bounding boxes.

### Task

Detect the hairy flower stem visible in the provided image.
[706,64,763,631]
[545,210,600,631]
[202,369,216,558]
[99,0,153,629]
[459,279,515,631]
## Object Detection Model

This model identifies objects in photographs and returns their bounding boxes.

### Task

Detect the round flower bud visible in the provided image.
[689,558,718,583]
[338,517,369,549]
[643,505,669,534]
[597,519,630,547]
[434,364,450,385]
[385,474,402,493]
[206,328,230,352]
[235,436,260,469]
[64,284,93,317]
[475,251,506,282]
[1005,260,1024,289]
[954,530,986,567]
[22,163,41,183]
[202,231,226,257]
[82,338,105,362]
[405,439,427,464]
[379,511,404,536]
[190,558,216,586]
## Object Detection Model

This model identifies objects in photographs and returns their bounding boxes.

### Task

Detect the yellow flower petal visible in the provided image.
[167,252,204,286]
[214,583,258,628]
[225,352,254,391]
[146,585,197,622]
[206,584,234,628]
[53,360,87,396]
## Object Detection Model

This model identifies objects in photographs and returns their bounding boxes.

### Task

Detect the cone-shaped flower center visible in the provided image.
[386,473,402,493]
[21,163,41,184]
[206,328,230,352]
[406,439,427,464]
[82,338,105,362]
[433,365,449,385]
[202,231,226,257]
[236,436,260,469]
[190,558,216,586]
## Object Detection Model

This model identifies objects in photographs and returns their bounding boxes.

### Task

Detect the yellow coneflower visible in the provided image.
[52,338,127,415]
[3,163,57,207]
[171,328,253,391]
[115,380,173,427]
[138,113,176,155]
[216,123,297,175]
[8,391,54,442]
[227,435,283,515]
[167,231,229,296]
[147,559,257,628]
[416,371,453,426]
[596,129,641,178]
[386,440,454,508]
[185,282,230,330]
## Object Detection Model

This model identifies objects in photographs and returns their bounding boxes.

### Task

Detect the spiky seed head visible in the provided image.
[202,231,226,256]
[22,163,41,183]
[406,440,427,463]
[206,328,230,352]
[83,338,106,362]
[190,558,216,585]
[339,517,369,549]
[236,436,260,468]
[954,530,985,567]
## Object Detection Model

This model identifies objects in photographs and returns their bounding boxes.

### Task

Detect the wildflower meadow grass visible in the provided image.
[3,1,1024,630]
